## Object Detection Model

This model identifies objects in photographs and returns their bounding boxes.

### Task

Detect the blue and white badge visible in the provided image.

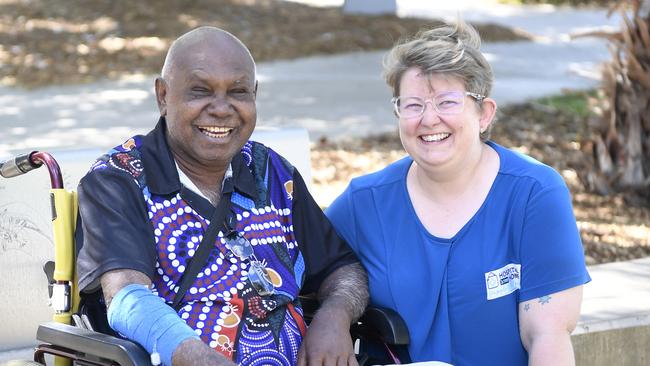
[485,263,521,300]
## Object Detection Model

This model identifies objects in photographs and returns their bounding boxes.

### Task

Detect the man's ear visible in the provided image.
[479,97,497,133]
[253,80,258,98]
[154,77,167,116]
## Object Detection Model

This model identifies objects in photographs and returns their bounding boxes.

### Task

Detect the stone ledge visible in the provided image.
[572,257,650,366]
[574,313,650,335]
[572,323,650,366]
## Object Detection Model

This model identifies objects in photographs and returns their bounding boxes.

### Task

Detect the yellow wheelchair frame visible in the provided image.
[1,151,151,366]
[0,151,77,365]
[1,150,409,366]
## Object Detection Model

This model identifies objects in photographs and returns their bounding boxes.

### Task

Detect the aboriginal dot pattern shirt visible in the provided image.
[77,118,358,365]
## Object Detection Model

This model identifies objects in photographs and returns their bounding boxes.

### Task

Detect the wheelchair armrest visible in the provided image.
[36,322,151,366]
[299,295,409,346]
[354,306,410,346]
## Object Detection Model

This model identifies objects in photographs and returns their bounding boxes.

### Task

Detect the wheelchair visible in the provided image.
[0,150,410,366]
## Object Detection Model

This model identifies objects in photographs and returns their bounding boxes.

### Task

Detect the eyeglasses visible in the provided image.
[224,230,275,296]
[391,91,485,119]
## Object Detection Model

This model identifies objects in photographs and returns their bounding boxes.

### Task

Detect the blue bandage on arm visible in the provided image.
[107,284,199,366]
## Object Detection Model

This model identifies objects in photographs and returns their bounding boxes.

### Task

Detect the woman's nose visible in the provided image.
[419,100,441,125]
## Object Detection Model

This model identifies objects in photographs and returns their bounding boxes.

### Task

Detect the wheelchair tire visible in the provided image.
[0,361,43,366]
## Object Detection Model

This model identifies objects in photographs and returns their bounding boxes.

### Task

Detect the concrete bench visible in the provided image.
[572,257,650,365]
[0,127,311,355]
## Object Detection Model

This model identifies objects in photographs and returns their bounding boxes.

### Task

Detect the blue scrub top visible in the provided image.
[326,141,591,365]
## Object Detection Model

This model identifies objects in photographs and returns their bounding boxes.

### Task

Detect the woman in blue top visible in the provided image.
[326,20,590,366]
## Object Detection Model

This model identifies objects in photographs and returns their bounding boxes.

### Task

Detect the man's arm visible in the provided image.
[101,269,236,366]
[171,338,233,366]
[100,269,151,308]
[316,262,368,323]
[519,286,583,366]
[297,262,368,366]
[289,167,368,366]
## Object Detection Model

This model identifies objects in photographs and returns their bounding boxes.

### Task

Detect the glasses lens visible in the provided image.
[434,91,465,114]
[395,97,425,119]
[248,261,275,296]
[225,232,253,259]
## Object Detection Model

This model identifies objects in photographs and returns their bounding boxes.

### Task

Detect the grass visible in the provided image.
[533,89,601,119]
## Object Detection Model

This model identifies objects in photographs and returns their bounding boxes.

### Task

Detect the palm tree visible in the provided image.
[586,0,650,199]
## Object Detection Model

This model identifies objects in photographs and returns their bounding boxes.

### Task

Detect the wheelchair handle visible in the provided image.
[0,151,63,188]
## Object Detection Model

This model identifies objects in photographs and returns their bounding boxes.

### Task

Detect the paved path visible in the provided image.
[0,41,610,155]
[577,257,650,334]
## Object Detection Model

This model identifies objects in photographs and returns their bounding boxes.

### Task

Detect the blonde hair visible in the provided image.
[383,21,494,140]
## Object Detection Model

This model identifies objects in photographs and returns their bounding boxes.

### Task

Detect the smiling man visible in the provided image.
[76,27,367,366]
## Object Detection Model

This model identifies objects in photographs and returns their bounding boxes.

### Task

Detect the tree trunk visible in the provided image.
[586,0,650,199]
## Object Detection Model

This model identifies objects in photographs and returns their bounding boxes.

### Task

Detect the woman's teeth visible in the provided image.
[421,133,450,142]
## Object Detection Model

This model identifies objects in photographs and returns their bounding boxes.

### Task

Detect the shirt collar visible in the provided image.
[141,117,258,199]
[177,162,233,200]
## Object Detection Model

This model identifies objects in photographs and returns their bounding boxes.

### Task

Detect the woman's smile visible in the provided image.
[419,132,451,143]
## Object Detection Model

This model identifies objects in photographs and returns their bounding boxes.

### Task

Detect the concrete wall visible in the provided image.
[573,324,650,365]
[573,258,650,366]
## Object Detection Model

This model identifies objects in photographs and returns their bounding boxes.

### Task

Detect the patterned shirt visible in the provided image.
[77,118,358,365]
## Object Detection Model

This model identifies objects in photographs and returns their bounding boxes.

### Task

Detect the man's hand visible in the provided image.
[173,338,236,366]
[297,263,368,366]
[297,299,357,366]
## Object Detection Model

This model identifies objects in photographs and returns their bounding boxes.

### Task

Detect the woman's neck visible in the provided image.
[411,142,490,204]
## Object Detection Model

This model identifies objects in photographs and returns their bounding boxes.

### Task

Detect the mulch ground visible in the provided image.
[2,0,647,264]
[0,0,529,88]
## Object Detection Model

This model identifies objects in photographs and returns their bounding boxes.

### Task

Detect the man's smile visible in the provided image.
[197,125,234,139]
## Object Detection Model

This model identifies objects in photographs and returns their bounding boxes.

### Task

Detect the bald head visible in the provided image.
[161,26,256,81]
[154,26,258,176]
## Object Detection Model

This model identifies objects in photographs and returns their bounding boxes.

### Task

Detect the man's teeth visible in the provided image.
[421,133,450,142]
[199,126,233,138]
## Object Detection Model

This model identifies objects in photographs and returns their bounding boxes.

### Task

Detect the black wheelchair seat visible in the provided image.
[34,298,410,366]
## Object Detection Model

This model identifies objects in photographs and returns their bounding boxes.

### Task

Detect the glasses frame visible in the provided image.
[391,91,486,119]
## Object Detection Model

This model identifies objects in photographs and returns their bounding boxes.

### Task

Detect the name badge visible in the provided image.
[485,263,521,300]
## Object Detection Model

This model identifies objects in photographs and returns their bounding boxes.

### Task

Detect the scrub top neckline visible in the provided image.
[401,141,503,243]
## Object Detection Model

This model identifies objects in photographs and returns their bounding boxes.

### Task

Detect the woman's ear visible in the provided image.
[479,97,497,133]
[154,77,168,117]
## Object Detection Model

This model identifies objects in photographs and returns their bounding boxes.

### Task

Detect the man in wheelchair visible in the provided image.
[73,26,369,366]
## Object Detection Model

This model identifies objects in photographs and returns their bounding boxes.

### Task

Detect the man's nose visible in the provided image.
[206,94,233,116]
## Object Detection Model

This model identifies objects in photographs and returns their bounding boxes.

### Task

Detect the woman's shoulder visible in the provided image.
[347,155,412,193]
[489,141,567,190]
